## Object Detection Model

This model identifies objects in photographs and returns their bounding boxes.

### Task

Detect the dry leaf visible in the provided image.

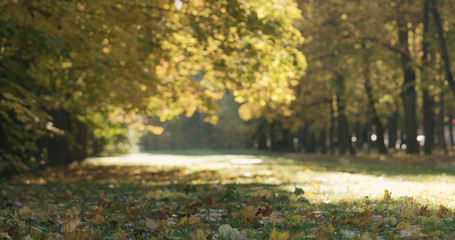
[401,208,416,219]
[270,228,290,240]
[62,218,80,233]
[384,190,391,200]
[189,215,202,225]
[194,229,206,240]
[179,216,189,226]
[437,205,452,218]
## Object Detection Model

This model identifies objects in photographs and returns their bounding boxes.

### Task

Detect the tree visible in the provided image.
[0,0,306,174]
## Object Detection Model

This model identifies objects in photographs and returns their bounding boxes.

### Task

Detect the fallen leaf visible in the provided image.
[179,216,189,226]
[193,229,206,240]
[61,218,80,233]
[189,215,202,225]
[311,182,320,191]
[270,228,290,240]
[437,205,452,218]
[401,208,416,220]
[384,190,391,200]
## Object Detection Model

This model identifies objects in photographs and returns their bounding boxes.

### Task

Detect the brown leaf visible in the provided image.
[61,218,80,234]
[189,215,202,225]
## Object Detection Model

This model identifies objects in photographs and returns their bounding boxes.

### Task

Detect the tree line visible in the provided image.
[0,0,305,176]
[144,0,455,156]
[285,0,455,155]
[1,0,455,176]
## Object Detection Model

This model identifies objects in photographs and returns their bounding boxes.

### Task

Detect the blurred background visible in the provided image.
[1,0,455,176]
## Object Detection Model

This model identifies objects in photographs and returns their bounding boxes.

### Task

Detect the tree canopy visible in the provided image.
[0,0,306,173]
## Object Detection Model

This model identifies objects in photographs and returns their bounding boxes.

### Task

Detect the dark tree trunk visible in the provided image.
[329,99,336,155]
[438,92,448,155]
[429,0,455,97]
[397,16,419,154]
[270,121,289,151]
[47,109,71,166]
[387,111,399,149]
[320,129,327,154]
[363,57,387,153]
[422,90,435,154]
[422,0,435,155]
[335,74,355,155]
[364,123,372,154]
[305,130,316,153]
[354,122,362,149]
[72,118,88,162]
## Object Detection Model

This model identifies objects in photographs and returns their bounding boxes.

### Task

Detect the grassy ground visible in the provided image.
[1,150,455,239]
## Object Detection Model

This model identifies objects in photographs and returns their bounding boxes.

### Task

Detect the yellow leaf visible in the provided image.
[428,231,442,237]
[311,182,320,191]
[384,190,391,200]
[179,216,189,226]
[328,222,335,234]
[291,215,304,221]
[270,228,290,240]
[304,190,315,200]
[195,229,207,240]
[397,221,411,231]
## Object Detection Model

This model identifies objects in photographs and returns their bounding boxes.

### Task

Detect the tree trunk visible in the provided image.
[438,91,448,155]
[429,0,455,97]
[47,109,71,166]
[329,99,336,155]
[422,90,435,154]
[72,118,88,162]
[335,74,355,155]
[270,120,289,151]
[422,0,434,155]
[397,15,419,154]
[304,130,317,153]
[387,111,399,150]
[363,58,387,153]
[320,129,327,154]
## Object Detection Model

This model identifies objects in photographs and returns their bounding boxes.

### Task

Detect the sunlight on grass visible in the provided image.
[87,152,455,210]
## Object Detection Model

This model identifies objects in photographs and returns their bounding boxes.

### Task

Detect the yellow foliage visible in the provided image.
[270,228,290,240]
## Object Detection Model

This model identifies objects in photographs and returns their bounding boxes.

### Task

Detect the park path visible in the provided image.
[86,152,455,208]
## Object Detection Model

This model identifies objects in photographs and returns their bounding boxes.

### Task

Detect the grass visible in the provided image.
[1,150,455,239]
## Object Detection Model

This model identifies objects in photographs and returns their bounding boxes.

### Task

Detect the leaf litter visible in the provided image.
[1,154,455,239]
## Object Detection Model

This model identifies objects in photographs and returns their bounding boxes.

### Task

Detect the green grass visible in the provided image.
[1,150,455,239]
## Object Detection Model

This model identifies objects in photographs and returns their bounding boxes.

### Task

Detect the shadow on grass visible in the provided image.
[2,163,454,239]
